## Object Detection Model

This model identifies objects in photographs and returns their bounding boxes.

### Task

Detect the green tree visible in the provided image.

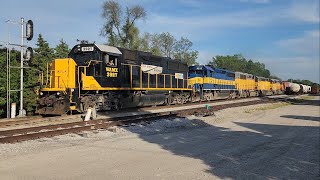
[287,79,314,86]
[157,32,175,58]
[137,32,198,65]
[23,34,54,114]
[54,39,69,58]
[0,48,20,117]
[269,75,281,81]
[173,37,198,65]
[138,32,161,55]
[101,0,146,48]
[209,54,271,78]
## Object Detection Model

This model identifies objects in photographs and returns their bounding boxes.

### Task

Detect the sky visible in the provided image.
[0,0,319,82]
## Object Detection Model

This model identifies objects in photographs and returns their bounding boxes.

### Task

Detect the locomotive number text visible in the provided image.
[106,67,118,77]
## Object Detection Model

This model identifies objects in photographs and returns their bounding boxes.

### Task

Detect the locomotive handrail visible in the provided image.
[78,61,190,91]
[121,63,189,90]
[46,63,49,86]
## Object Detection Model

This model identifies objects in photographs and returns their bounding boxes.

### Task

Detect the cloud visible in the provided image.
[239,0,270,4]
[285,1,320,23]
[260,56,320,82]
[197,50,218,65]
[138,8,275,40]
[139,0,319,41]
[0,0,104,46]
[177,0,203,7]
[276,30,320,55]
[262,29,319,82]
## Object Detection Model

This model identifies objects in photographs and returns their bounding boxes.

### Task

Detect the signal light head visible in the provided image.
[26,20,34,41]
[24,47,33,61]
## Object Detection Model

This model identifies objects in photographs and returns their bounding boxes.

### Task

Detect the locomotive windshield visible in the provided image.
[189,70,203,77]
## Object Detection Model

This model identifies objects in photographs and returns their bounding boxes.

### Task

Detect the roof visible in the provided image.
[95,44,122,55]
[235,71,252,75]
[189,65,236,73]
[210,66,234,73]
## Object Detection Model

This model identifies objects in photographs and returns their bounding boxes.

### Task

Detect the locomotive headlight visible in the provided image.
[57,92,60,95]
[40,92,43,96]
[71,89,74,92]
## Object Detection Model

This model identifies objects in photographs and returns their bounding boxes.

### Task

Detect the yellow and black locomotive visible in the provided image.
[37,43,191,115]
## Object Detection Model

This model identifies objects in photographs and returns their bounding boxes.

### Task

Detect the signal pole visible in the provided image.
[19,17,25,117]
[5,18,33,118]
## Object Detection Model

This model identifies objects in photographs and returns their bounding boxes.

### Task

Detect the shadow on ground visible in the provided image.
[125,102,320,179]
[281,115,320,122]
[286,95,320,106]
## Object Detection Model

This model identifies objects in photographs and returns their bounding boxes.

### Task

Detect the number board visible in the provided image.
[81,47,94,52]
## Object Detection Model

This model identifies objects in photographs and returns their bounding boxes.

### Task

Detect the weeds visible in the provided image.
[244,102,290,113]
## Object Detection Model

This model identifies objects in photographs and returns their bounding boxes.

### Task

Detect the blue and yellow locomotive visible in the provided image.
[188,65,237,101]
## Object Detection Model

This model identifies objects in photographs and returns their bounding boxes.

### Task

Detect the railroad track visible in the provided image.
[0,112,177,144]
[0,98,276,144]
[0,95,288,129]
[0,115,84,129]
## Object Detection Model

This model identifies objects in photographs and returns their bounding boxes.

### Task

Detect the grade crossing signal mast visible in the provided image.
[6,18,34,118]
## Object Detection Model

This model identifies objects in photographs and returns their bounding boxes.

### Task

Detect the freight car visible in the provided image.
[301,84,311,93]
[283,82,312,95]
[37,43,191,115]
[311,83,319,94]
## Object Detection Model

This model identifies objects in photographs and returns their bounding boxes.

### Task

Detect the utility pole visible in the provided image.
[19,17,25,117]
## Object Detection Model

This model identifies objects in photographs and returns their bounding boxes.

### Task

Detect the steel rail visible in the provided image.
[0,113,175,143]
[0,95,285,129]
[0,99,276,144]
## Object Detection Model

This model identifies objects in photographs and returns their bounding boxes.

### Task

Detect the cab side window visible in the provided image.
[104,54,118,67]
[87,62,101,77]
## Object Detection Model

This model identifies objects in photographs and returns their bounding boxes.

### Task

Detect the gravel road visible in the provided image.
[0,95,319,180]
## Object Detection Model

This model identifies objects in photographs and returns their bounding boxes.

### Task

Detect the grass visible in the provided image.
[243,94,315,113]
[285,95,315,104]
[244,102,290,113]
[297,95,315,100]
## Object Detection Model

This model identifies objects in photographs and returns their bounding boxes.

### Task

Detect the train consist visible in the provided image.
[282,82,312,95]
[36,43,312,115]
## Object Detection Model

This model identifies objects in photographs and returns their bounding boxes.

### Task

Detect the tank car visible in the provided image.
[307,85,312,93]
[301,84,310,94]
[290,83,301,94]
[37,43,191,115]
